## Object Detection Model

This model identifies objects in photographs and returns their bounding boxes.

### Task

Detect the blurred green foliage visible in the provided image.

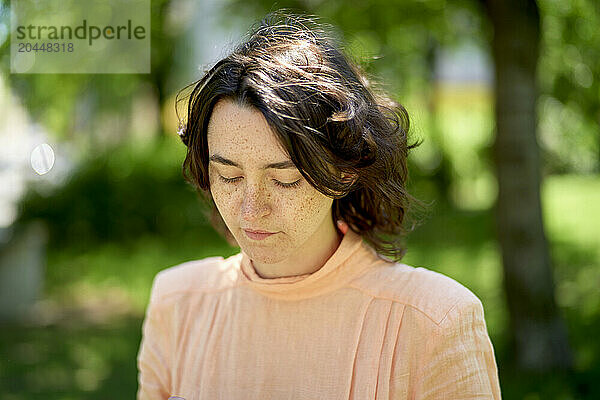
[0,0,186,144]
[538,0,600,174]
[17,136,208,250]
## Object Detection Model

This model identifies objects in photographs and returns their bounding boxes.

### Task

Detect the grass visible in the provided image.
[0,174,598,399]
[44,226,237,313]
[1,317,142,399]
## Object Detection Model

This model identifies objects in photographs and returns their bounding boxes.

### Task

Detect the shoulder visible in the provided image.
[351,262,483,326]
[148,253,242,305]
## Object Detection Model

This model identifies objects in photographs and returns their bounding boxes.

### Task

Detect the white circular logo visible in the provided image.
[30,143,55,175]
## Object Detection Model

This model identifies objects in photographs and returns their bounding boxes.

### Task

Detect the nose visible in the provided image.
[240,184,271,222]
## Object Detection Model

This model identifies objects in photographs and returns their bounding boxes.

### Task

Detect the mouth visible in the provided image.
[243,229,277,240]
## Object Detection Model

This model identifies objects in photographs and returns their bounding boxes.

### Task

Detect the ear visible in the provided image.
[336,220,349,234]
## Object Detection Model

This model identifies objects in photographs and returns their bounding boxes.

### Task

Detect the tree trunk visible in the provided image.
[482,0,572,370]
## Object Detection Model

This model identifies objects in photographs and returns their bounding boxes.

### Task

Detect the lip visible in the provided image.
[243,229,277,240]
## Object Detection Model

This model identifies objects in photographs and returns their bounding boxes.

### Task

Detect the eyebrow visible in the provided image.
[209,154,297,170]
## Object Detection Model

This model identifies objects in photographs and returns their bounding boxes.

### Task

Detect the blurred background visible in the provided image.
[0,0,598,398]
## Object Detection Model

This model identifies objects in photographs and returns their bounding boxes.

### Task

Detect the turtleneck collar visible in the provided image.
[238,229,386,300]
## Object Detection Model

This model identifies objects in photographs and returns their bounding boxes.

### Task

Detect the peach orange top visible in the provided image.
[137,229,501,399]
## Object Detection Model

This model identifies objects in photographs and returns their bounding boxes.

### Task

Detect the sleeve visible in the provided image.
[137,274,172,399]
[415,297,502,399]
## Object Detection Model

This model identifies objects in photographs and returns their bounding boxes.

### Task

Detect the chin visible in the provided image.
[242,246,289,265]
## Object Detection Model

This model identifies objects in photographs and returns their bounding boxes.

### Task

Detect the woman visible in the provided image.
[137,10,501,399]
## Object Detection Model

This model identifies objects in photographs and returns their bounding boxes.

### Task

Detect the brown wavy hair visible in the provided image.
[176,10,421,260]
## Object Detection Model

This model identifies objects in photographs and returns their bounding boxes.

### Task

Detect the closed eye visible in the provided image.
[218,176,242,184]
[218,175,301,189]
[274,179,301,188]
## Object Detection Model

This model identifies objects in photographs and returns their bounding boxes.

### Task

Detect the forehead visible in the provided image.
[207,99,290,160]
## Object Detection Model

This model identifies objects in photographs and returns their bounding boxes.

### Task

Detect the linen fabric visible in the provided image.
[137,229,501,399]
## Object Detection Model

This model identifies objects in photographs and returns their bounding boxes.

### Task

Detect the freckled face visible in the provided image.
[206,99,336,266]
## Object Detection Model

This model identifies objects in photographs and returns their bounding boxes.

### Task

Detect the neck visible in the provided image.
[252,221,343,279]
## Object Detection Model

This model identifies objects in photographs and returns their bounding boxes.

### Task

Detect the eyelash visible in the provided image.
[218,176,301,189]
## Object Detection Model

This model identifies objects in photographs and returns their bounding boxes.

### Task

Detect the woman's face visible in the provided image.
[206,99,337,267]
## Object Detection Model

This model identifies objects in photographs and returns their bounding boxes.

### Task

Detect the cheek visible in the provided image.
[208,178,234,218]
[211,190,237,221]
[280,191,333,230]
